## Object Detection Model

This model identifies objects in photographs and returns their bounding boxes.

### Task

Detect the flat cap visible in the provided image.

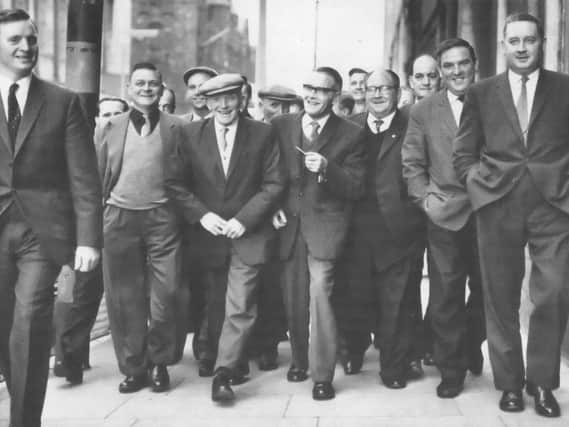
[348,67,368,77]
[183,66,218,85]
[198,73,244,97]
[258,85,297,102]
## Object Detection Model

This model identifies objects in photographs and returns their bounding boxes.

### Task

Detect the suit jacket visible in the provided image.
[272,112,366,261]
[453,70,569,213]
[96,110,185,202]
[350,110,425,270]
[402,90,472,231]
[0,75,102,265]
[163,117,285,268]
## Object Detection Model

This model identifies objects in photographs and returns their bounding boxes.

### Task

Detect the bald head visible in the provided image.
[409,54,440,100]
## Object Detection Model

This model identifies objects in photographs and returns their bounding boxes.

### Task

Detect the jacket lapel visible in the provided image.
[159,111,176,143]
[200,119,225,183]
[438,91,458,137]
[527,69,549,132]
[377,110,404,162]
[106,114,129,192]
[310,112,339,153]
[226,118,248,180]
[0,97,11,155]
[14,76,45,158]
[496,72,523,137]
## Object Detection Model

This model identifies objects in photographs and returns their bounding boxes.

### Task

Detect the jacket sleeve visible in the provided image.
[402,104,429,208]
[453,88,484,184]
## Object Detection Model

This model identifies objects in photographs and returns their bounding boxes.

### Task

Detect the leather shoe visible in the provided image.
[342,353,364,375]
[149,365,170,393]
[382,377,407,389]
[423,352,435,366]
[53,360,66,378]
[312,381,335,400]
[407,359,424,380]
[468,348,484,376]
[526,383,560,418]
[257,350,278,371]
[198,359,214,377]
[287,366,308,382]
[65,363,83,386]
[499,390,524,412]
[211,373,234,402]
[436,378,464,398]
[118,375,147,393]
[229,373,249,386]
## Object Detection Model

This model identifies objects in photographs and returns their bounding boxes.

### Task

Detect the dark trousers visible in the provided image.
[476,172,569,390]
[103,204,186,376]
[427,217,486,381]
[0,214,61,427]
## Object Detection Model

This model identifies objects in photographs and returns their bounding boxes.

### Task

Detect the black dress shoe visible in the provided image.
[212,373,234,402]
[312,382,335,400]
[407,359,424,380]
[382,377,407,389]
[499,390,524,412]
[423,352,435,366]
[287,366,308,382]
[342,353,364,375]
[468,348,484,376]
[65,363,83,386]
[257,350,278,371]
[53,360,66,378]
[526,384,560,418]
[229,373,249,386]
[436,378,464,398]
[118,375,147,393]
[149,365,170,393]
[198,359,214,377]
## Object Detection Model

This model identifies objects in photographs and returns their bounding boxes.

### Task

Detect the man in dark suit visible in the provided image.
[0,9,102,427]
[97,62,187,394]
[402,39,486,399]
[271,67,366,400]
[454,13,569,417]
[335,69,425,388]
[164,73,284,403]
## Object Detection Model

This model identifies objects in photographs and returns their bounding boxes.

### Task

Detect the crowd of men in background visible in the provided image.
[1,7,569,427]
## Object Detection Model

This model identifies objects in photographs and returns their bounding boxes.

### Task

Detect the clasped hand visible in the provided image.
[200,212,245,239]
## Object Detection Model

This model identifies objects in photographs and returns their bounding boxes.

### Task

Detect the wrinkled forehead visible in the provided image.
[304,71,335,90]
[367,71,394,88]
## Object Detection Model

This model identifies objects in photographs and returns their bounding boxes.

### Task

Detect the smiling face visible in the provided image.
[259,98,285,122]
[0,19,38,80]
[127,68,163,111]
[302,71,337,119]
[208,91,242,126]
[185,72,211,110]
[439,46,475,96]
[365,70,399,119]
[349,72,367,102]
[502,20,542,75]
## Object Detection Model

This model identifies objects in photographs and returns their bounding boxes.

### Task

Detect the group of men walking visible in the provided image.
[0,7,569,427]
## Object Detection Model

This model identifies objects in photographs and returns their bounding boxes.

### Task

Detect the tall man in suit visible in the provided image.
[272,67,366,400]
[403,39,486,399]
[0,9,102,427]
[336,69,425,388]
[164,73,284,403]
[97,62,187,394]
[453,13,569,417]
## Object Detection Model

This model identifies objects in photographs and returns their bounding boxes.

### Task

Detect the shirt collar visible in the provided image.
[130,106,160,133]
[447,90,464,104]
[214,117,239,133]
[508,68,540,86]
[302,113,330,132]
[367,110,396,134]
[0,73,32,91]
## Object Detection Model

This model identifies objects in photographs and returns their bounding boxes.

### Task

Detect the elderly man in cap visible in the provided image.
[258,84,297,123]
[348,67,368,114]
[164,73,285,402]
[271,66,366,400]
[181,66,218,122]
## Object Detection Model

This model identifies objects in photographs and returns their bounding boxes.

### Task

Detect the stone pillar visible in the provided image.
[255,0,266,88]
[544,0,560,71]
[496,0,507,73]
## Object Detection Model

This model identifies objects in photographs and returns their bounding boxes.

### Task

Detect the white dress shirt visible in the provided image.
[447,90,464,126]
[215,118,238,175]
[302,113,330,140]
[508,68,539,126]
[0,74,31,120]
[367,110,396,134]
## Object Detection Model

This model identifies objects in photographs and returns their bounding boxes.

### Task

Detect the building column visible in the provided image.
[544,0,560,71]
[495,0,507,73]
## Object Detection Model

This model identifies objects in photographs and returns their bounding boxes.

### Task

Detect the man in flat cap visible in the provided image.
[164,73,285,402]
[348,67,368,115]
[181,66,218,122]
[258,85,297,123]
[271,66,366,400]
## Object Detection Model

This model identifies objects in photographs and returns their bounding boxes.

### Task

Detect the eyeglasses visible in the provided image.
[303,84,337,96]
[366,85,396,94]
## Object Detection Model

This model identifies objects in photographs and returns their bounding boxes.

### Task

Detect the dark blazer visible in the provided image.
[351,110,425,269]
[402,91,472,231]
[0,76,102,265]
[164,117,285,267]
[272,112,366,261]
[453,70,569,214]
[96,110,185,201]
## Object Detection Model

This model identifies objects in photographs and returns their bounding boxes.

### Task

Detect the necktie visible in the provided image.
[8,83,20,148]
[373,119,383,134]
[220,126,229,151]
[516,75,529,141]
[308,121,320,141]
[457,94,465,102]
[140,114,150,136]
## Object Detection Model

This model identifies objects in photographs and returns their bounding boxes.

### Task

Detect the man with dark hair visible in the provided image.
[333,92,355,117]
[348,67,368,114]
[336,69,425,388]
[0,8,102,427]
[97,62,187,394]
[164,73,284,403]
[271,66,366,400]
[159,87,176,114]
[403,37,486,400]
[182,65,218,121]
[454,13,569,417]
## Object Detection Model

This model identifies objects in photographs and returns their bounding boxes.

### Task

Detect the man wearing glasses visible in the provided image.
[271,67,366,400]
[336,69,425,388]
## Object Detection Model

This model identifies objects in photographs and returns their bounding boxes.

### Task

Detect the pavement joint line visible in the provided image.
[282,393,293,417]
